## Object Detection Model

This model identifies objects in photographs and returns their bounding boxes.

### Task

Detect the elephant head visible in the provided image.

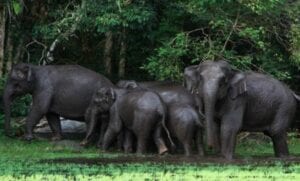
[183,65,199,94]
[93,87,116,113]
[3,63,35,136]
[184,60,247,151]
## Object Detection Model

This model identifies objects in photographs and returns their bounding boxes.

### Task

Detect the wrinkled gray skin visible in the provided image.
[116,80,203,113]
[117,80,205,156]
[3,63,115,141]
[167,103,205,156]
[184,60,298,159]
[93,87,174,154]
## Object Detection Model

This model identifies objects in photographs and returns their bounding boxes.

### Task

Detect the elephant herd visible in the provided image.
[2,60,300,160]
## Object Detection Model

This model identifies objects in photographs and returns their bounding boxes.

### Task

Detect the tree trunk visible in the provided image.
[118,28,126,78]
[0,4,6,76]
[13,36,24,64]
[103,31,113,75]
[5,23,13,73]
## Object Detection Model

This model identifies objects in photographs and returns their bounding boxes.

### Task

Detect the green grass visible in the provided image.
[0,131,300,180]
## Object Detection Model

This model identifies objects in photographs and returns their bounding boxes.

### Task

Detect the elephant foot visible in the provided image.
[23,134,35,141]
[51,134,63,141]
[158,145,168,155]
[80,139,89,147]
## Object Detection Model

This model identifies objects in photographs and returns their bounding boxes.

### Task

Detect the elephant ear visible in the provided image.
[12,65,32,81]
[126,81,138,89]
[228,71,247,99]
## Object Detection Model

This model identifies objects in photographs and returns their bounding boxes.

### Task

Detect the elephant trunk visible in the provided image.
[3,84,14,137]
[203,80,220,152]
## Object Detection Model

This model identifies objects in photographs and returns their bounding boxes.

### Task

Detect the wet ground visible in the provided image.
[42,155,300,166]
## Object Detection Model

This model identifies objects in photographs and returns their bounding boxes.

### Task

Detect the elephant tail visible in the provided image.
[293,92,300,102]
[194,111,205,128]
[161,111,176,151]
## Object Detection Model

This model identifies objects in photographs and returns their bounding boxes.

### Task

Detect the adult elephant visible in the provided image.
[3,63,115,141]
[184,60,299,159]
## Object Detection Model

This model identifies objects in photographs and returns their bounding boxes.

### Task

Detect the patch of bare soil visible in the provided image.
[41,155,300,166]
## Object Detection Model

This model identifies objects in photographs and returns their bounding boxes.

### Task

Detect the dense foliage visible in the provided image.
[2,0,300,81]
[0,0,299,119]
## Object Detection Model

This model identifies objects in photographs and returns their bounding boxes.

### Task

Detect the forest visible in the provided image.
[0,0,299,81]
[0,0,299,124]
[0,0,300,180]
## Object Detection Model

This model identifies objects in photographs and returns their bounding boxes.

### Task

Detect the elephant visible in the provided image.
[184,60,299,159]
[116,80,203,114]
[166,103,205,156]
[117,80,205,156]
[90,87,174,154]
[3,63,115,141]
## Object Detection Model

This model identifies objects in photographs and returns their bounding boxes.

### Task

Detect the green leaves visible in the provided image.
[240,0,284,15]
[142,35,188,81]
[142,0,300,82]
[12,0,22,15]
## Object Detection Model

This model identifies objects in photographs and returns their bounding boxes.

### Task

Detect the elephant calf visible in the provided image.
[85,87,174,154]
[117,80,205,156]
[167,103,205,156]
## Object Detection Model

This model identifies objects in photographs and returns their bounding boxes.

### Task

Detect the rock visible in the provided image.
[34,118,86,140]
[34,118,86,133]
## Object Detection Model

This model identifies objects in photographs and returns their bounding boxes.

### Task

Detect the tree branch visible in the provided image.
[221,7,240,53]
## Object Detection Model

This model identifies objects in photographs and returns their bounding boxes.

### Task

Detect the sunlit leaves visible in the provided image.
[12,0,22,15]
[239,0,285,15]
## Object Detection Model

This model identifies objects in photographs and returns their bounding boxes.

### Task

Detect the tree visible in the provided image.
[0,2,6,76]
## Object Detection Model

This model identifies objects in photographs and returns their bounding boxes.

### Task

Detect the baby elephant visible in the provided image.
[167,104,205,156]
[87,87,174,154]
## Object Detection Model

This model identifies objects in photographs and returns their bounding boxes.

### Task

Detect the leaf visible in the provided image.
[12,0,22,15]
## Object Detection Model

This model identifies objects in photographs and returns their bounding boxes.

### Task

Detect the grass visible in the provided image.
[0,130,300,180]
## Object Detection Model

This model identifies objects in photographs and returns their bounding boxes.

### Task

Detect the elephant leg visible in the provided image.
[196,129,205,156]
[25,111,45,140]
[220,103,244,160]
[177,127,193,156]
[46,113,62,141]
[24,93,51,140]
[183,141,193,157]
[102,127,120,151]
[116,131,124,151]
[153,124,168,155]
[82,110,98,146]
[220,123,240,160]
[270,132,289,157]
[136,136,148,154]
[268,110,291,157]
[123,129,134,153]
[97,119,108,148]
[136,125,151,154]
